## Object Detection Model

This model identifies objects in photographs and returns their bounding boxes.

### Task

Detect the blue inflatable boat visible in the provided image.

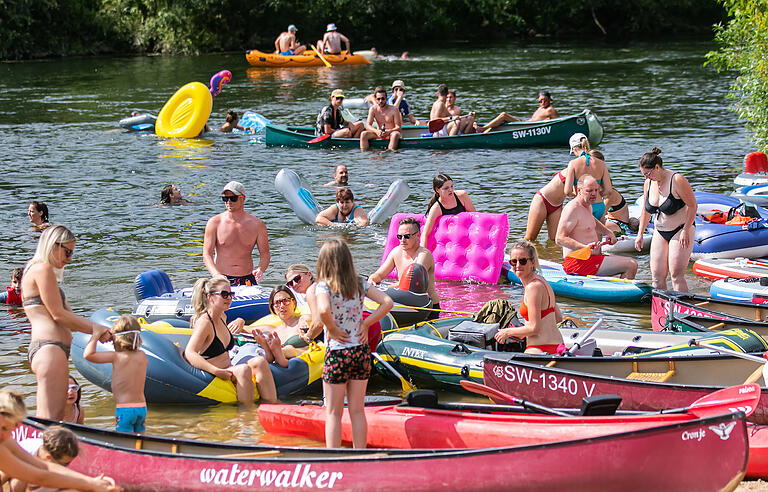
[502,259,652,304]
[692,192,768,259]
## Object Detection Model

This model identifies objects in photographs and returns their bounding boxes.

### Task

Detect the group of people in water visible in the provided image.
[314,81,563,151]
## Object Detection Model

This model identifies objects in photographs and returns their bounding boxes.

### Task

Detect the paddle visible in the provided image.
[659,383,761,418]
[372,351,417,393]
[564,318,603,356]
[566,240,609,261]
[307,133,332,144]
[691,341,768,384]
[585,275,642,284]
[460,380,571,417]
[311,45,332,68]
[428,118,447,133]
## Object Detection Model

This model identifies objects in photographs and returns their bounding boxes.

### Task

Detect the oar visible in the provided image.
[428,118,448,133]
[566,240,609,261]
[659,383,761,418]
[460,380,571,417]
[311,45,332,68]
[372,351,417,393]
[564,318,603,356]
[585,275,642,284]
[691,340,768,384]
[307,133,332,144]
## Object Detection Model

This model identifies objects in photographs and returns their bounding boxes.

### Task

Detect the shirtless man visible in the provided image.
[317,23,350,55]
[360,86,402,151]
[556,176,638,279]
[369,218,440,319]
[274,25,306,56]
[445,89,476,134]
[478,90,561,132]
[324,164,349,187]
[203,181,271,286]
[429,84,462,136]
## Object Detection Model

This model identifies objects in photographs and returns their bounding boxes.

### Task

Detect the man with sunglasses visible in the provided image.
[315,89,364,138]
[360,86,402,151]
[477,90,561,133]
[203,181,271,286]
[556,175,637,279]
[369,217,440,319]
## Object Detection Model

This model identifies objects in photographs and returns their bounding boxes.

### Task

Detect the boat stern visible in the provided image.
[585,110,604,146]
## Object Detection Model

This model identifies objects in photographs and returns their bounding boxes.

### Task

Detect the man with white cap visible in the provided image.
[203,181,271,286]
[387,80,422,125]
[317,23,350,55]
[274,24,306,56]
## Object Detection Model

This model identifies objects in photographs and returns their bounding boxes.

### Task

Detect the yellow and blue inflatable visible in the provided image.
[72,309,323,404]
[155,82,213,138]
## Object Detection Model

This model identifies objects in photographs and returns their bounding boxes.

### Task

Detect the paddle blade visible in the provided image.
[460,380,518,404]
[428,118,444,133]
[308,133,332,144]
[567,245,592,260]
[686,383,761,418]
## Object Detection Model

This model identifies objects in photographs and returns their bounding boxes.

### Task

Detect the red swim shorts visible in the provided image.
[562,254,606,276]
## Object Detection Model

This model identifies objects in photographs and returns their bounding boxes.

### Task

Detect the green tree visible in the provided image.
[707,0,768,151]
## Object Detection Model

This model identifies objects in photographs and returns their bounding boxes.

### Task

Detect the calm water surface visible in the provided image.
[0,40,750,444]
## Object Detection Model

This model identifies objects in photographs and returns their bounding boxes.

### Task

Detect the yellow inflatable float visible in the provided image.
[155,82,212,138]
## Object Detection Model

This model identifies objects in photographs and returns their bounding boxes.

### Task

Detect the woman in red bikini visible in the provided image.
[494,240,564,354]
[524,169,569,242]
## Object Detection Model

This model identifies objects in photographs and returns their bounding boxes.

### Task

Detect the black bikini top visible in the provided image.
[644,173,686,217]
[439,196,467,216]
[200,313,235,359]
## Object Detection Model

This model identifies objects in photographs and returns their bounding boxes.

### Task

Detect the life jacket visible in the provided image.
[5,286,22,305]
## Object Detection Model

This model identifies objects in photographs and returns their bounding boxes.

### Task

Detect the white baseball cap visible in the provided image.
[221,181,246,195]
[569,133,588,153]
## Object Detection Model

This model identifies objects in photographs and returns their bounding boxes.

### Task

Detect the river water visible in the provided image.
[0,40,751,445]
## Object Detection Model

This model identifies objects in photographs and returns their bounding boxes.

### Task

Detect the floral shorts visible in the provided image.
[323,343,372,384]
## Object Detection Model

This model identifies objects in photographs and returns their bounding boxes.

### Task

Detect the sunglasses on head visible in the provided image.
[286,274,303,287]
[509,257,531,266]
[57,243,73,258]
[273,297,293,307]
[210,290,232,299]
[396,233,414,240]
[221,195,239,203]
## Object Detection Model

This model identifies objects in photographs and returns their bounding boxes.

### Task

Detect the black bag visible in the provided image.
[448,320,500,349]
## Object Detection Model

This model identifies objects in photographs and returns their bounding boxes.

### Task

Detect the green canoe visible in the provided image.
[265,110,604,150]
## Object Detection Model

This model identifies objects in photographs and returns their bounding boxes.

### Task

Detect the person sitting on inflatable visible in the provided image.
[316,187,369,227]
[219,110,255,133]
[241,286,314,355]
[285,264,314,305]
[184,276,277,403]
[556,176,638,279]
[370,217,440,319]
[421,173,476,247]
[274,25,306,56]
[494,240,565,355]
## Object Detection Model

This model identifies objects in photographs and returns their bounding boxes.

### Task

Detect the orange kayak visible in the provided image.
[245,49,372,67]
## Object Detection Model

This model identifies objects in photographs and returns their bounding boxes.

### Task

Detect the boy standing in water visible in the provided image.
[84,316,148,433]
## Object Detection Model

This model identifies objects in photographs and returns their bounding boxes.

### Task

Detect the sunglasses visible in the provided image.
[286,274,303,287]
[394,87,404,92]
[221,195,239,203]
[57,243,73,258]
[509,257,532,266]
[334,96,344,100]
[67,384,80,392]
[210,290,232,299]
[396,233,414,240]
[273,297,293,307]
[375,96,387,101]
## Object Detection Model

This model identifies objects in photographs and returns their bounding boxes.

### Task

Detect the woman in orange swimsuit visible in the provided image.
[494,240,564,354]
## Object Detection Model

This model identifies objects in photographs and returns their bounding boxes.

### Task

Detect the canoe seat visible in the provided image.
[626,361,675,383]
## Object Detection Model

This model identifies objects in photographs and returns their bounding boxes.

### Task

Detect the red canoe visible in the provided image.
[15,414,748,492]
[651,289,768,331]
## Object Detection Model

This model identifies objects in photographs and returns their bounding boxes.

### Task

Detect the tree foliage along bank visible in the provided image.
[707,0,768,152]
[1,0,725,60]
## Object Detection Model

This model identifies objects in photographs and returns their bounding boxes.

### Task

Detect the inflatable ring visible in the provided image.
[156,82,212,138]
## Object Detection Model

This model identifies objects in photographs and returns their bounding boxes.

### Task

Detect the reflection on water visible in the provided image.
[0,40,749,446]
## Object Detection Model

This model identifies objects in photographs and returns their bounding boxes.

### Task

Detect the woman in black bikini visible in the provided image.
[21,225,110,420]
[184,276,277,404]
[421,173,476,248]
[634,148,697,291]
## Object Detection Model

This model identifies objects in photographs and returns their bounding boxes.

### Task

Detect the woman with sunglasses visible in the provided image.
[246,286,314,354]
[284,264,314,305]
[421,173,476,248]
[21,225,110,420]
[185,276,277,404]
[494,240,564,354]
[63,375,84,424]
[634,147,696,292]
